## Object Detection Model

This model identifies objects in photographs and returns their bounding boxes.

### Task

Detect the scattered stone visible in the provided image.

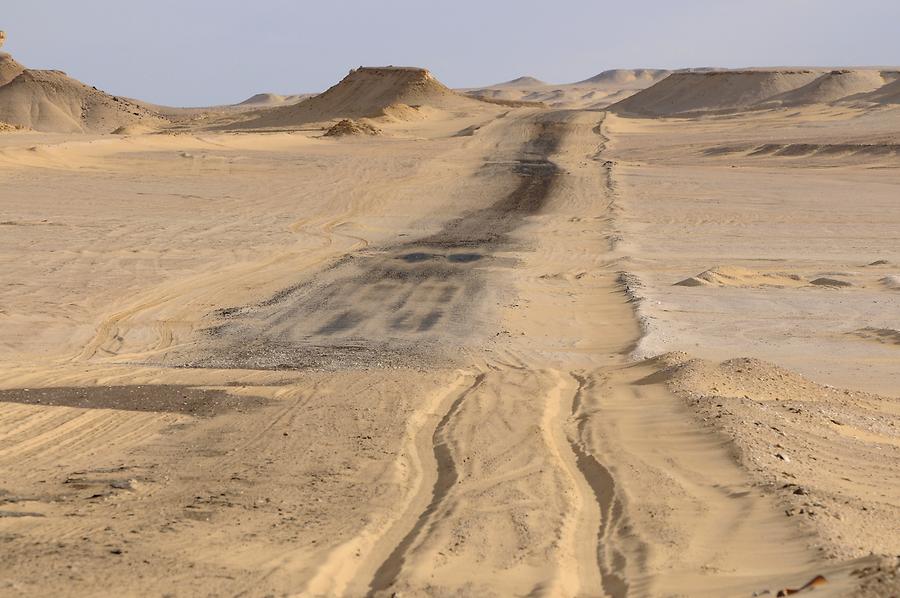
[323,119,381,137]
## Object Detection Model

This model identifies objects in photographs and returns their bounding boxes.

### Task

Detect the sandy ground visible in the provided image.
[1,99,899,597]
[606,107,900,395]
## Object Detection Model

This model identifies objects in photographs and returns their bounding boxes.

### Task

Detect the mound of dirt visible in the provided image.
[240,66,485,129]
[323,118,381,137]
[0,52,25,86]
[674,265,804,287]
[0,69,167,133]
[609,69,823,116]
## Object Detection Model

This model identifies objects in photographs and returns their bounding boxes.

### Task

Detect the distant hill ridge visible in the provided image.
[610,68,900,116]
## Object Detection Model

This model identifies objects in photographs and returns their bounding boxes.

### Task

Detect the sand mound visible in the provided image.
[0,52,25,86]
[239,92,286,106]
[234,93,308,108]
[610,70,823,116]
[880,275,900,290]
[576,69,669,86]
[323,118,381,137]
[492,76,546,88]
[773,70,887,105]
[660,355,816,402]
[241,67,484,129]
[674,265,803,287]
[0,69,166,133]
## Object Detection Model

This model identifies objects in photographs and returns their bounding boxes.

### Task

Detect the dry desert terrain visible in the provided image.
[1,32,899,597]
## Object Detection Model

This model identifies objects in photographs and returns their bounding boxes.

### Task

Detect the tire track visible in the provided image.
[366,373,486,595]
[569,372,629,598]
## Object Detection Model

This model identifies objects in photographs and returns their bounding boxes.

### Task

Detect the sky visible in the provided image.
[3,0,900,106]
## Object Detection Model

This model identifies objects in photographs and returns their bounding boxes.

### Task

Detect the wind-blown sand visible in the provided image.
[1,44,899,596]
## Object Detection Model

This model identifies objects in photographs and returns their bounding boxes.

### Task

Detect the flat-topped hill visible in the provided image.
[240,66,486,128]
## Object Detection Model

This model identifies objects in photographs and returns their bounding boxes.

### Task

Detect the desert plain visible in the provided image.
[1,29,899,597]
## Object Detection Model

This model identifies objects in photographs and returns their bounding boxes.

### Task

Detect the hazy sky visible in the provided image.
[3,0,899,106]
